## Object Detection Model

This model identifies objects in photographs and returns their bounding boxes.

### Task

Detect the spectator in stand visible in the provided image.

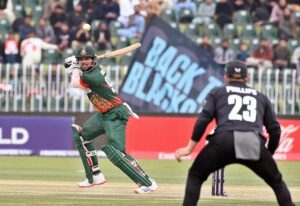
[144,3,155,26]
[236,42,250,62]
[85,3,105,24]
[278,7,297,39]
[287,0,300,12]
[12,15,24,34]
[291,45,300,68]
[118,0,134,27]
[43,0,64,20]
[232,0,249,12]
[291,45,300,84]
[71,21,92,50]
[36,18,56,43]
[68,4,87,33]
[193,0,216,25]
[20,29,58,67]
[0,9,7,21]
[56,22,72,51]
[246,38,273,70]
[174,0,197,22]
[0,0,15,24]
[116,2,145,40]
[0,8,14,24]
[3,32,18,64]
[214,38,235,68]
[214,0,234,29]
[65,0,74,15]
[49,4,67,34]
[93,21,111,51]
[133,1,149,21]
[200,35,214,58]
[103,0,120,25]
[145,0,161,17]
[0,44,3,62]
[18,15,35,42]
[80,0,102,12]
[149,0,173,17]
[251,0,272,26]
[269,0,287,25]
[159,0,173,10]
[273,39,290,70]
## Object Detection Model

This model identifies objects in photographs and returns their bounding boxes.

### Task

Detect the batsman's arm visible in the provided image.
[64,55,87,90]
[70,69,83,88]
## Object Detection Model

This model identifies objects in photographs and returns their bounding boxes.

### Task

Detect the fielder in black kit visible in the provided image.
[175,60,295,206]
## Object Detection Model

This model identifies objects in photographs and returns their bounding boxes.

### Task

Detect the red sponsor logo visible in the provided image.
[277,124,298,153]
[127,117,300,160]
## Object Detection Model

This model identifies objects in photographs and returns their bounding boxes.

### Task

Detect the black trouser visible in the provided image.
[183,131,294,206]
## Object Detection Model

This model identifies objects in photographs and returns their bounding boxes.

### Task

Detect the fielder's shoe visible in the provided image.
[134,178,158,194]
[78,173,106,188]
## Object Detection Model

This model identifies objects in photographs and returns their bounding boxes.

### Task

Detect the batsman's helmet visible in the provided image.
[75,45,97,71]
[225,60,248,79]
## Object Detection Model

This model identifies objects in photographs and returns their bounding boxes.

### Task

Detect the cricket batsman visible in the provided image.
[64,45,158,194]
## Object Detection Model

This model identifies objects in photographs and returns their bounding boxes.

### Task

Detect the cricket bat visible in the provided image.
[96,43,141,59]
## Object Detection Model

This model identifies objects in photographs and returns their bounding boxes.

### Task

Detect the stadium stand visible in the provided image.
[204,23,222,39]
[0,0,299,114]
[223,23,238,39]
[160,8,177,23]
[240,24,257,38]
[259,24,278,44]
[184,23,200,42]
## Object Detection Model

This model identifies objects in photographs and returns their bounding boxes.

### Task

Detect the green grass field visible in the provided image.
[0,156,299,206]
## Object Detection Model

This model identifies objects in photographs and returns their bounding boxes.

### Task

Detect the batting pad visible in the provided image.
[72,126,100,183]
[102,144,152,186]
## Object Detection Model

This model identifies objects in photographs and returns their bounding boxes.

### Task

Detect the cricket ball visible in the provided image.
[83,23,91,31]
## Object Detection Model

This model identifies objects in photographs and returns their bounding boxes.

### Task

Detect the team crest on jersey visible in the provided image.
[80,47,87,55]
[234,67,241,73]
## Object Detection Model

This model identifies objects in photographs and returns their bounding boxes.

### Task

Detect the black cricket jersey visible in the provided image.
[191,82,281,145]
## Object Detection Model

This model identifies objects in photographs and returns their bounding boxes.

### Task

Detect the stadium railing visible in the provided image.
[0,64,299,115]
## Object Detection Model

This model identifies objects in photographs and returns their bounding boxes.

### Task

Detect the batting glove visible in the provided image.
[64,55,78,76]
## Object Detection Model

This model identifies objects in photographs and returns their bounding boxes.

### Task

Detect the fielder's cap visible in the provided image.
[225,60,248,78]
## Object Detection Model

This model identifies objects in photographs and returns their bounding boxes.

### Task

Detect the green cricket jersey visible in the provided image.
[80,66,123,113]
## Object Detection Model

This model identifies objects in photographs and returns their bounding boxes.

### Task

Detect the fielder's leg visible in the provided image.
[184,167,207,206]
[243,149,295,206]
[72,124,106,187]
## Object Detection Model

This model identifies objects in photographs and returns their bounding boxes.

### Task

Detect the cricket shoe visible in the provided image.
[78,173,106,188]
[134,178,158,194]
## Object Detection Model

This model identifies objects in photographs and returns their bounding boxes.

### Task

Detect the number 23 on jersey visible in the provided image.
[228,94,257,122]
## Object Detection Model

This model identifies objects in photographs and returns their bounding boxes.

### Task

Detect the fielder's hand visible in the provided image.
[175,140,197,162]
[175,147,191,162]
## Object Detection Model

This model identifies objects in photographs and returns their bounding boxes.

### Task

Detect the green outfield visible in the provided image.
[0,156,299,206]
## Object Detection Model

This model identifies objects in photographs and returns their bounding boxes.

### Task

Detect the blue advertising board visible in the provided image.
[0,116,74,156]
